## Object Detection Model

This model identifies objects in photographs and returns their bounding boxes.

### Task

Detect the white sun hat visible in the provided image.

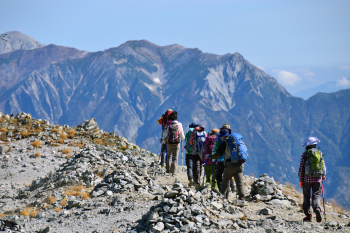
[302,137,320,147]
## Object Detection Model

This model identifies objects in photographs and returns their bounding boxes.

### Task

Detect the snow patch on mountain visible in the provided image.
[0,31,45,55]
[200,65,236,111]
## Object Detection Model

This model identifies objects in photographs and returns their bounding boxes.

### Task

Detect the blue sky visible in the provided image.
[1,0,349,94]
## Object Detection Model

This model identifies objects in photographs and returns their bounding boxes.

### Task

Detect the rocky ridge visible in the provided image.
[0,112,349,232]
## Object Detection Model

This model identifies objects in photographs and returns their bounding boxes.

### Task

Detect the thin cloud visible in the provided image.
[340,65,350,72]
[336,77,350,87]
[273,70,302,86]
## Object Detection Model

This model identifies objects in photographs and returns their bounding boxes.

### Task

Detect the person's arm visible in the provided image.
[298,153,306,182]
[211,141,226,159]
[179,123,185,140]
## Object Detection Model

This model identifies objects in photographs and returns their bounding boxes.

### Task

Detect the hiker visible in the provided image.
[157,109,173,167]
[184,122,199,186]
[189,124,207,187]
[210,128,247,200]
[164,111,185,175]
[212,124,235,192]
[203,128,219,189]
[298,137,326,222]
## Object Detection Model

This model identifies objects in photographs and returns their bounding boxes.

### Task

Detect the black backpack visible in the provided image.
[168,122,180,144]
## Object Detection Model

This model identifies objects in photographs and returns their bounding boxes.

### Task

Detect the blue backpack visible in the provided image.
[225,133,248,163]
[192,131,206,156]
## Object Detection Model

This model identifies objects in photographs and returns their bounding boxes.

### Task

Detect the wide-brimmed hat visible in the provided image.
[196,124,204,130]
[189,122,199,128]
[218,128,230,138]
[302,137,320,147]
[211,128,220,135]
[221,124,230,129]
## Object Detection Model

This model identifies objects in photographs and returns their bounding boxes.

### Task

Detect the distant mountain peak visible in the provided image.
[0,31,45,55]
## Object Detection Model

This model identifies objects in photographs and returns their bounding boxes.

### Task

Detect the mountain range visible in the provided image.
[0,31,349,208]
[293,80,350,100]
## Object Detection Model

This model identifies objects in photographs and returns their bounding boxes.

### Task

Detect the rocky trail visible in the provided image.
[0,112,349,232]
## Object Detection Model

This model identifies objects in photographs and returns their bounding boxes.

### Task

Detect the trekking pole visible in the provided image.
[211,160,214,189]
[202,158,208,186]
[322,181,326,222]
[181,139,184,173]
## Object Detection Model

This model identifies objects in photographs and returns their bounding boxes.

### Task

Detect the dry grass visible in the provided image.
[31,140,42,148]
[328,198,345,214]
[60,133,67,139]
[61,197,68,207]
[36,121,41,124]
[49,138,54,143]
[37,126,43,131]
[34,152,40,158]
[0,128,8,133]
[52,128,60,133]
[62,148,71,154]
[58,139,64,144]
[81,192,90,200]
[67,129,76,138]
[56,124,61,127]
[0,213,5,218]
[285,182,296,190]
[8,147,12,152]
[76,142,84,148]
[94,129,99,132]
[21,207,39,218]
[65,154,71,159]
[47,196,57,203]
[55,208,62,212]
[240,212,248,221]
[29,210,38,218]
[43,204,51,209]
[64,186,91,199]
[94,139,103,145]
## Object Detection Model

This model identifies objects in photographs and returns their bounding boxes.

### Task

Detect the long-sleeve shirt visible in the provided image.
[202,134,216,165]
[166,120,185,142]
[298,151,326,183]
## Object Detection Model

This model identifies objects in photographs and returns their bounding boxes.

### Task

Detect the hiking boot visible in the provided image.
[188,178,194,187]
[230,180,236,192]
[238,195,245,200]
[303,214,312,222]
[315,207,322,222]
[194,183,200,189]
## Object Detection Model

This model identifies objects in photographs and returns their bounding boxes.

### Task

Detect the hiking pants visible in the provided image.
[192,154,202,184]
[160,143,167,165]
[303,182,322,215]
[216,162,235,191]
[216,162,225,189]
[205,163,218,189]
[166,143,180,175]
[220,162,244,198]
[185,153,193,179]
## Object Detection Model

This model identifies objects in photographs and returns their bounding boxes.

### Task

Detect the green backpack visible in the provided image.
[184,129,194,153]
[305,148,326,178]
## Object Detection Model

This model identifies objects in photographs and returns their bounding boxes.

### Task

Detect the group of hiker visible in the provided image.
[157,109,327,223]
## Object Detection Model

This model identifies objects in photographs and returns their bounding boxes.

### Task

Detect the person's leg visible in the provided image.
[186,153,193,180]
[303,183,313,217]
[160,143,167,166]
[212,164,218,189]
[311,182,322,222]
[232,164,244,199]
[192,155,201,184]
[219,163,235,195]
[216,162,225,190]
[170,144,180,175]
[205,163,212,186]
[166,144,174,173]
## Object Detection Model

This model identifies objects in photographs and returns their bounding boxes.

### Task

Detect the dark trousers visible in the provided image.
[192,154,202,184]
[303,182,322,215]
[160,143,167,165]
[186,153,193,179]
[220,162,244,198]
[216,162,225,189]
